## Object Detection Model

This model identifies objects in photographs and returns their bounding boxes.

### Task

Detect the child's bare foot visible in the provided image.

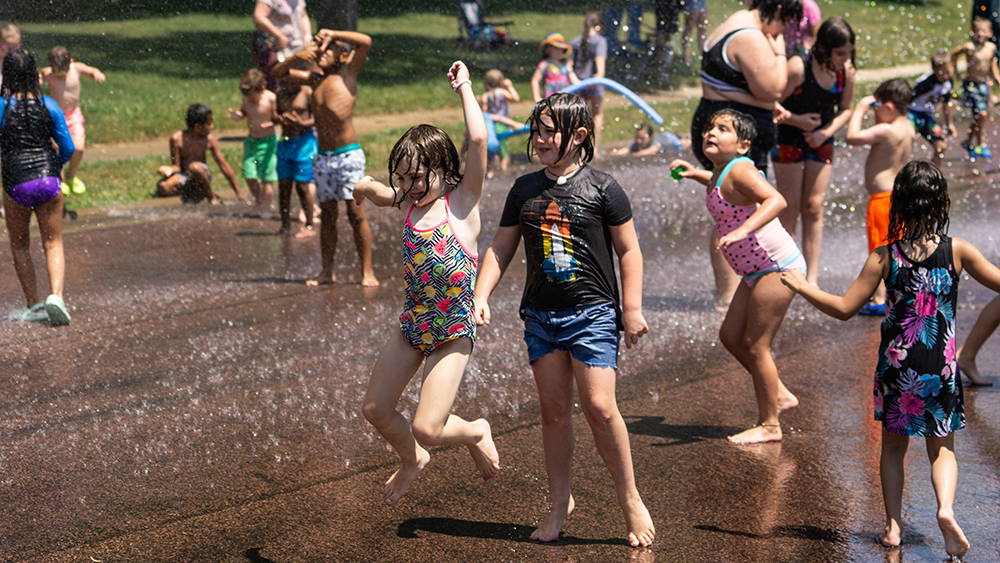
[530,495,575,542]
[298,208,307,223]
[777,392,799,414]
[728,423,782,444]
[467,419,500,481]
[714,299,730,314]
[384,446,431,505]
[938,510,969,558]
[957,354,993,386]
[306,270,335,286]
[879,521,902,548]
[294,226,316,239]
[624,499,655,547]
[361,271,380,287]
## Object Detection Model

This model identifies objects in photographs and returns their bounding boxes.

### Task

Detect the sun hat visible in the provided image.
[539,32,572,59]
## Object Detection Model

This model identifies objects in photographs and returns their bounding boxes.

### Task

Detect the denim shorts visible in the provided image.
[522,302,620,369]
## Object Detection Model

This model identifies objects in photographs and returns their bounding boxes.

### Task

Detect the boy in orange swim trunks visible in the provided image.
[40,46,106,195]
[845,79,915,315]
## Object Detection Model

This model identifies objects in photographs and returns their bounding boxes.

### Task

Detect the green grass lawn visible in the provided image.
[14,0,967,207]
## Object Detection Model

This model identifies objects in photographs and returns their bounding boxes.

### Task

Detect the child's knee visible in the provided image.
[189,162,211,180]
[361,400,391,427]
[410,420,443,446]
[581,401,617,428]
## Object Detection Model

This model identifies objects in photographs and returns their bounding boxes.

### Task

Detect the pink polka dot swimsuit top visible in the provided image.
[706,157,800,277]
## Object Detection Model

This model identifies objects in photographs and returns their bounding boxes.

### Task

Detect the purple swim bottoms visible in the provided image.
[6,176,61,208]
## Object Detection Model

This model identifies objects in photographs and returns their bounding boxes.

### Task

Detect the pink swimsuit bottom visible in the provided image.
[706,157,806,287]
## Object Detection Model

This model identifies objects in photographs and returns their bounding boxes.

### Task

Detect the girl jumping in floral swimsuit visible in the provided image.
[352,61,499,506]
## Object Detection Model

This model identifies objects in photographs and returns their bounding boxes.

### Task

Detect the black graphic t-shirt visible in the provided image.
[499,165,633,316]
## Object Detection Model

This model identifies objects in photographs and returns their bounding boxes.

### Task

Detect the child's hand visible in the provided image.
[622,310,648,349]
[947,123,958,138]
[502,78,514,88]
[93,70,106,83]
[804,130,828,148]
[858,95,876,111]
[448,61,470,89]
[772,103,791,124]
[669,159,696,178]
[228,107,243,120]
[798,112,822,132]
[717,227,749,249]
[474,300,491,326]
[352,175,375,205]
[779,268,808,293]
[157,165,174,178]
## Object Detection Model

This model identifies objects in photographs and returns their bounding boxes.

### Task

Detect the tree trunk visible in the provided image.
[312,0,358,31]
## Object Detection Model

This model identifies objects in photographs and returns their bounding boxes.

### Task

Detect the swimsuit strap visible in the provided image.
[405,192,452,230]
[714,156,760,190]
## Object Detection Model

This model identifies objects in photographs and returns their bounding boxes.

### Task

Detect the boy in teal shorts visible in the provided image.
[230,68,278,217]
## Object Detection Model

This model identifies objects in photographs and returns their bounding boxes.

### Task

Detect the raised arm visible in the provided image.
[845,95,888,146]
[271,45,316,85]
[75,62,105,83]
[450,61,487,205]
[781,249,888,320]
[208,136,246,200]
[530,64,544,102]
[474,225,522,326]
[502,78,521,103]
[610,219,648,348]
[316,29,372,75]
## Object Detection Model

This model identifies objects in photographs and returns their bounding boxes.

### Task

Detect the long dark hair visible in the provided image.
[526,93,595,164]
[388,124,462,207]
[1,49,43,127]
[812,17,855,70]
[887,161,950,244]
[751,0,803,26]
[577,12,601,66]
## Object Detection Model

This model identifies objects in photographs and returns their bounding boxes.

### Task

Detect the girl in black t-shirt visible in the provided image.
[474,93,655,548]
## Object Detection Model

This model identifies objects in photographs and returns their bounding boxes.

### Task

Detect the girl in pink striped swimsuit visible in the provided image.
[672,108,804,444]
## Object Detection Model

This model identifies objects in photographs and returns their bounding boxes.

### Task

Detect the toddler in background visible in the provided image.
[230,68,278,217]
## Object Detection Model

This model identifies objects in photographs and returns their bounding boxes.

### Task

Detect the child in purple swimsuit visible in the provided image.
[780,161,1000,560]
[352,61,499,506]
[671,108,804,445]
[1,49,75,325]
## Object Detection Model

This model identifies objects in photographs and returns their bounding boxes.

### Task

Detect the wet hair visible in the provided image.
[708,108,757,146]
[484,69,504,91]
[578,12,603,64]
[813,18,855,70]
[973,17,993,32]
[526,93,595,164]
[47,46,71,72]
[186,103,213,129]
[2,48,41,101]
[239,68,266,95]
[387,124,463,208]
[930,51,951,68]
[887,161,950,244]
[751,0,803,26]
[874,78,912,113]
[637,123,653,136]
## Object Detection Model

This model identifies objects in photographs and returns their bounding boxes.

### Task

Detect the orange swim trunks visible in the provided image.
[867,190,892,252]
